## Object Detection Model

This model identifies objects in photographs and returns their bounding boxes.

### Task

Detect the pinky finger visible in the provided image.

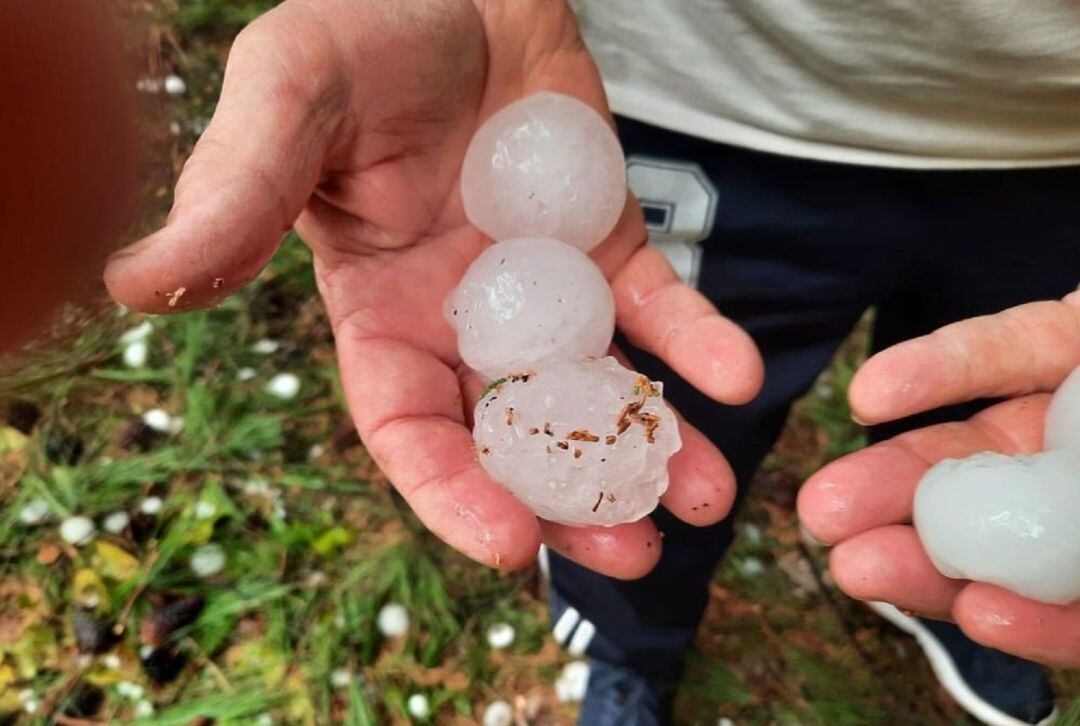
[541,518,662,580]
[954,583,1080,668]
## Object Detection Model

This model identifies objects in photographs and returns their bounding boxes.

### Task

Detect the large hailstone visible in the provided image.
[461,92,627,251]
[474,357,681,526]
[445,238,615,380]
[1044,364,1080,452]
[914,450,1080,604]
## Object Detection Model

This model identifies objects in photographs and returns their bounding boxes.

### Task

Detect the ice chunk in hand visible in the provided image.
[461,92,627,251]
[473,357,681,526]
[914,450,1080,604]
[445,238,615,380]
[1045,364,1080,452]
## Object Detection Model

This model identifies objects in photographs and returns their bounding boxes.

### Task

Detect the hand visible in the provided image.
[798,291,1080,667]
[105,0,763,578]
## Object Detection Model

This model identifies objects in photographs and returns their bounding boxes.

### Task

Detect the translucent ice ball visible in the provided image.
[461,92,627,252]
[473,357,681,526]
[1045,364,1080,452]
[914,450,1080,604]
[445,237,615,380]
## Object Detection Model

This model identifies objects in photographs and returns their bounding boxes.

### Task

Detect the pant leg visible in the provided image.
[870,165,1080,440]
[549,117,927,676]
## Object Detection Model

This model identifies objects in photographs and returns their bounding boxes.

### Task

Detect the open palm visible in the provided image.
[798,293,1080,667]
[106,0,763,577]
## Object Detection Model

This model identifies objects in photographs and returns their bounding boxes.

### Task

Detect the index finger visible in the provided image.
[849,294,1080,425]
[608,235,764,406]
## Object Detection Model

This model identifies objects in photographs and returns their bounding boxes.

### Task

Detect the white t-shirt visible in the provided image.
[572,0,1080,168]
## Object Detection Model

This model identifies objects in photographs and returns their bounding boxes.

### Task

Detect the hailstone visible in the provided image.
[461,92,627,251]
[445,238,615,380]
[914,450,1080,604]
[473,357,681,526]
[1045,364,1080,452]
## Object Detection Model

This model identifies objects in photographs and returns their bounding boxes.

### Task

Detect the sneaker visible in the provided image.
[868,602,1058,726]
[578,659,677,726]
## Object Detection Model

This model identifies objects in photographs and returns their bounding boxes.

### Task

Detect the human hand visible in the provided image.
[105,0,764,578]
[798,291,1080,667]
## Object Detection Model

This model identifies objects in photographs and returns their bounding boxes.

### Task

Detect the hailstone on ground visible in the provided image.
[461,92,627,251]
[914,450,1080,604]
[1044,364,1080,452]
[376,602,409,638]
[474,357,681,526]
[59,516,96,546]
[445,238,615,380]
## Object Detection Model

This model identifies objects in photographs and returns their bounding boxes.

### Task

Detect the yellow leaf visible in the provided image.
[0,427,28,454]
[73,569,111,610]
[223,641,288,684]
[312,526,354,556]
[10,625,58,679]
[93,542,140,582]
[83,662,123,687]
[283,671,316,726]
[0,689,21,715]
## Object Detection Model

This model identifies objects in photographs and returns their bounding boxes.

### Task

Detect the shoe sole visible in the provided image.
[867,602,1059,726]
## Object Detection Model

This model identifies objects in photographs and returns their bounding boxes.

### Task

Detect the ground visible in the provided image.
[0,1,1077,724]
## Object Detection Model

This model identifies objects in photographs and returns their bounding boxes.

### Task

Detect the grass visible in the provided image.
[0,1,1077,724]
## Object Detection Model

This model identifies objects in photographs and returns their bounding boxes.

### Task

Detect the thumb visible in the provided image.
[105,8,344,312]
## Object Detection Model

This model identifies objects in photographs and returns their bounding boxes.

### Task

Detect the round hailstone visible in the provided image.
[18,499,50,526]
[139,496,163,515]
[123,340,149,368]
[103,511,130,534]
[142,409,183,434]
[194,501,216,520]
[190,543,226,577]
[554,661,591,703]
[376,602,409,638]
[461,92,626,251]
[142,409,172,433]
[251,338,280,354]
[163,74,186,95]
[482,700,514,726]
[119,321,153,344]
[116,681,144,700]
[60,516,96,546]
[266,373,301,400]
[741,557,765,577]
[1045,365,1080,452]
[914,450,1080,604]
[485,623,515,650]
[474,357,681,526]
[330,668,352,689]
[236,367,257,381]
[406,693,430,720]
[445,238,614,380]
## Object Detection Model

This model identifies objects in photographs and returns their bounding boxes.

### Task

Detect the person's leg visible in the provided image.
[548,116,925,723]
[865,165,1080,726]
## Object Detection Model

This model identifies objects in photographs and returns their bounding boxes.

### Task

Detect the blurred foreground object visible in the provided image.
[0,1,135,352]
